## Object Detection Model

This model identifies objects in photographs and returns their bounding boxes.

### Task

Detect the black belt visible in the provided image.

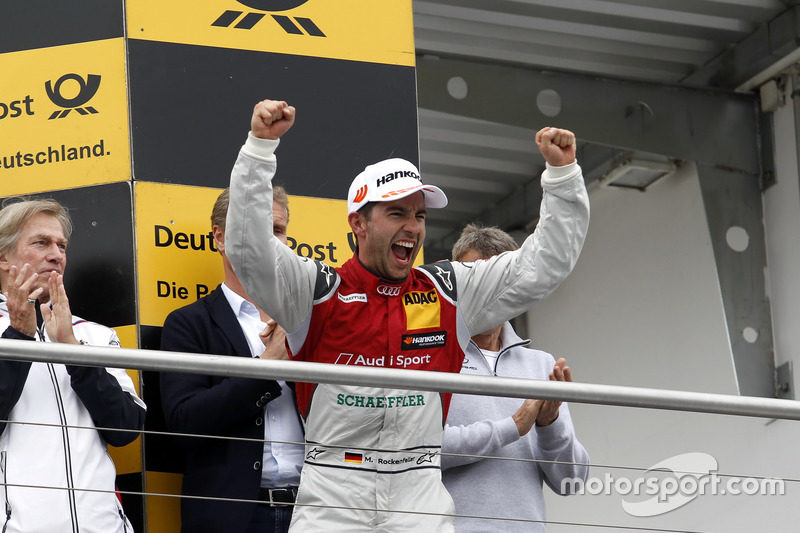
[257,487,298,507]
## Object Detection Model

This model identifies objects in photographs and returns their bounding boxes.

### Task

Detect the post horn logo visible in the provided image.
[45,74,101,120]
[212,0,325,37]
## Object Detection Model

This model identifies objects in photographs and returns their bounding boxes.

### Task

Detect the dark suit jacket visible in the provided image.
[160,285,299,533]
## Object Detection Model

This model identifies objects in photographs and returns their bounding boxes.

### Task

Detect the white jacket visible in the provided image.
[0,296,146,533]
[442,322,589,532]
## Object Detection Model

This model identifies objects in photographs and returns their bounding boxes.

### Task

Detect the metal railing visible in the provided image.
[1,338,798,532]
[0,338,798,420]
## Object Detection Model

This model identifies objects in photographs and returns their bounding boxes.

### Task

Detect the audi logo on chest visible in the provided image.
[376,285,401,297]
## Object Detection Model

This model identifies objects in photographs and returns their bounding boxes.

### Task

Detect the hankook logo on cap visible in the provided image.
[211,0,325,37]
[376,285,401,297]
[376,170,420,187]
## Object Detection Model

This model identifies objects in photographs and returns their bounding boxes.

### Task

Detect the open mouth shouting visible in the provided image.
[392,240,415,266]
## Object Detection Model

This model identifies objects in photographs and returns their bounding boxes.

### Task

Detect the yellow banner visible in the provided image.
[286,194,354,266]
[135,183,225,327]
[135,182,355,327]
[107,324,142,475]
[126,0,414,66]
[145,472,182,533]
[0,38,130,196]
[115,324,139,350]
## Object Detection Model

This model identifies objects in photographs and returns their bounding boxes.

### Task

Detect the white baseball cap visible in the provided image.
[347,158,448,214]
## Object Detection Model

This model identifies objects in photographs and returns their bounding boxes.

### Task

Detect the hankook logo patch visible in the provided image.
[401,331,446,350]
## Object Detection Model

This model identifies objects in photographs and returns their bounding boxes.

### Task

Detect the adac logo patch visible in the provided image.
[403,290,440,330]
[212,0,325,37]
[401,331,446,350]
[403,290,437,306]
[45,74,101,120]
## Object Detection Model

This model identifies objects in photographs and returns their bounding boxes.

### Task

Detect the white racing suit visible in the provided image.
[226,133,590,532]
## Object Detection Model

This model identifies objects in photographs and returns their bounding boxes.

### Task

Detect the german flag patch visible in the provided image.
[344,452,363,464]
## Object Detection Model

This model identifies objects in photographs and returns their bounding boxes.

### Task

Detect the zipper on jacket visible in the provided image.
[119,509,128,532]
[493,345,512,375]
[469,336,530,376]
[468,340,496,375]
[34,302,45,342]
[469,339,509,376]
[46,364,80,533]
[492,338,531,375]
[1,451,10,533]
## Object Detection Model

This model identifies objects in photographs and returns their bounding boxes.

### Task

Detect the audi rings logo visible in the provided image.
[376,285,401,297]
[45,73,101,120]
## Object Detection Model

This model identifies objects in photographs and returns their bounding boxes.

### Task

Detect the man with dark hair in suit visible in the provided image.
[160,187,304,533]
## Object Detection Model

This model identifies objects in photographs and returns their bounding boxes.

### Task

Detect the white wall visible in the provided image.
[525,141,800,530]
[764,76,800,393]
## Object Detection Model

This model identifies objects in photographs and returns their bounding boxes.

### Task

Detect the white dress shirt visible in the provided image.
[221,283,304,488]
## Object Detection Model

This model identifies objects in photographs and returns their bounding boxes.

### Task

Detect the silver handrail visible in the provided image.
[1,338,798,420]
